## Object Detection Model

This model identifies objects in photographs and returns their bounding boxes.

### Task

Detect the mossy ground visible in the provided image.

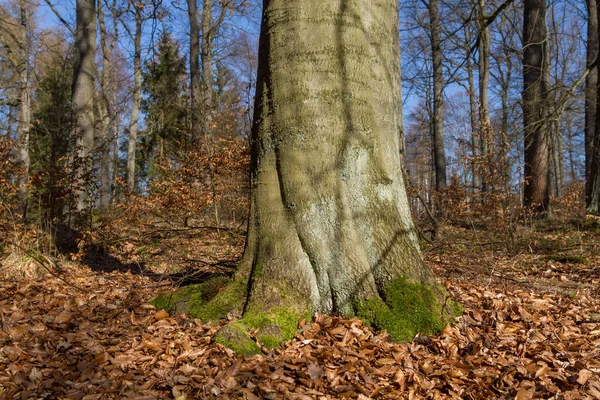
[354,277,462,342]
[152,278,311,355]
[152,275,461,354]
[151,276,246,321]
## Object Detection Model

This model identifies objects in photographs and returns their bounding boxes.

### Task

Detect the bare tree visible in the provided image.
[98,0,119,208]
[426,0,447,191]
[187,0,201,142]
[71,0,97,215]
[0,0,32,217]
[522,0,549,214]
[586,0,598,202]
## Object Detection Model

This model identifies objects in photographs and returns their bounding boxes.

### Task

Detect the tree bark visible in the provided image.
[201,0,213,138]
[465,27,480,195]
[188,0,201,142]
[428,0,446,191]
[586,0,598,202]
[232,0,453,335]
[127,0,142,190]
[522,0,549,214]
[588,0,600,214]
[478,0,491,193]
[72,0,97,214]
[17,0,30,218]
[98,0,117,208]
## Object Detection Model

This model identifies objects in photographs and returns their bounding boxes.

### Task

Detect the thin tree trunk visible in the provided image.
[98,0,116,208]
[465,27,480,195]
[17,0,30,218]
[188,0,201,142]
[428,0,446,191]
[586,0,598,202]
[201,0,213,138]
[523,0,549,214]
[478,0,491,193]
[72,0,97,214]
[127,0,142,190]
[499,53,512,189]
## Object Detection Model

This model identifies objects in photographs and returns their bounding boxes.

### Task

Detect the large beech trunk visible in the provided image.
[237,0,437,316]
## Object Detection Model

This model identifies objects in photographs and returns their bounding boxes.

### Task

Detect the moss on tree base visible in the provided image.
[353,277,463,342]
[151,275,462,355]
[151,277,311,355]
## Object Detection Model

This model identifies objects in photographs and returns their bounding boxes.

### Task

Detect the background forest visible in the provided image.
[1,0,600,399]
[0,0,599,243]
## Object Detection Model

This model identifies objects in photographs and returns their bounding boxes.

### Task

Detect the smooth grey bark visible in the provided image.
[522,0,549,213]
[238,0,437,316]
[72,0,96,213]
[427,0,446,191]
[188,0,201,142]
[586,0,598,202]
[126,0,142,190]
[98,0,117,208]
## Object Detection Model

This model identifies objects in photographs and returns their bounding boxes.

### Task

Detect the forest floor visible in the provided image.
[1,218,599,399]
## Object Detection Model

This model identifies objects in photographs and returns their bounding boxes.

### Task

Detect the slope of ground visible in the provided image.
[0,223,599,399]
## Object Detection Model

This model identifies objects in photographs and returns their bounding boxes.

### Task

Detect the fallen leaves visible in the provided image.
[1,233,600,399]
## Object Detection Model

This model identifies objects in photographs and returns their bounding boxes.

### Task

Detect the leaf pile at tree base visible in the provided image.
[0,256,599,399]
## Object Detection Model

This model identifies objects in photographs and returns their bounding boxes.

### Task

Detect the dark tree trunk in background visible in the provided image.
[522,0,549,214]
[188,0,201,142]
[588,1,600,214]
[586,0,598,202]
[201,0,213,137]
[127,0,142,190]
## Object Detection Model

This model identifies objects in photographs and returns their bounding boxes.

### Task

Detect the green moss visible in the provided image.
[354,277,461,342]
[150,276,245,322]
[582,216,600,233]
[241,306,310,349]
[546,254,589,264]
[214,322,261,356]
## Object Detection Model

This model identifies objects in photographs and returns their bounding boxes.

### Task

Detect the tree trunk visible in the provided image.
[194,0,457,351]
[201,0,213,138]
[98,0,116,208]
[429,0,446,191]
[588,1,600,214]
[478,0,491,193]
[188,0,201,142]
[127,0,142,190]
[72,0,97,214]
[522,0,549,214]
[465,27,480,195]
[586,0,598,202]
[17,0,30,218]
